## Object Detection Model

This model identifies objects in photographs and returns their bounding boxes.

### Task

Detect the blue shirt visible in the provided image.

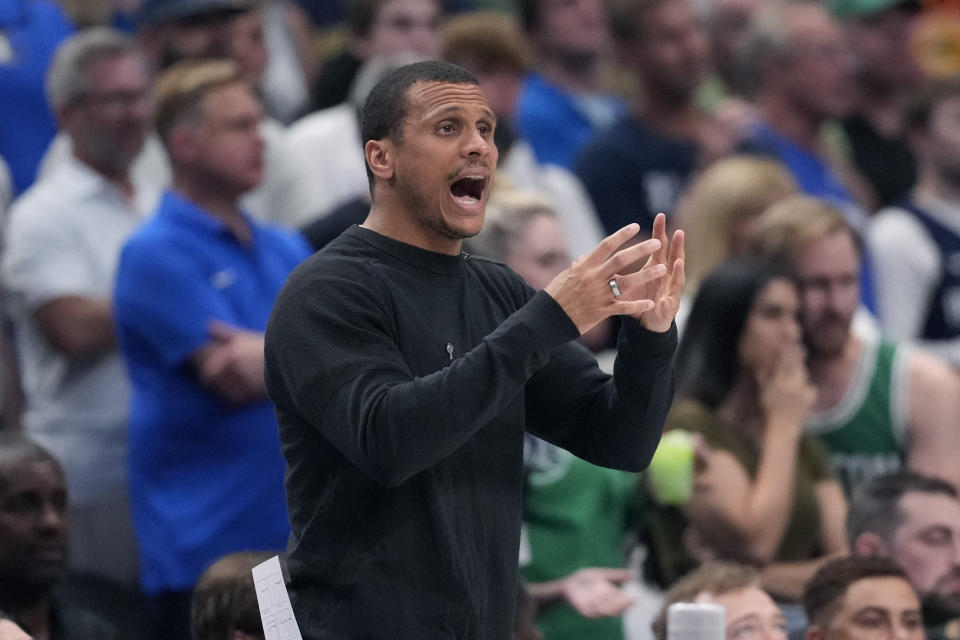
[516,74,625,170]
[114,191,312,593]
[0,0,74,195]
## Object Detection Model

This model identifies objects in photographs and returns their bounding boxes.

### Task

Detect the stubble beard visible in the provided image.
[396,174,479,241]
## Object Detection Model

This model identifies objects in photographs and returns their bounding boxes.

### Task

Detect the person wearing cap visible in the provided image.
[832,0,924,210]
[135,0,249,71]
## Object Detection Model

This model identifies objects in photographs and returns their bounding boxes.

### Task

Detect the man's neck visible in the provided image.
[538,53,601,93]
[806,333,862,413]
[915,170,960,207]
[854,77,909,138]
[637,87,700,140]
[171,176,252,246]
[759,93,822,150]
[363,201,462,256]
[73,149,135,200]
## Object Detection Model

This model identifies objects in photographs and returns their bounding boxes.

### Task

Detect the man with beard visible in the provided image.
[263,60,684,638]
[515,0,626,169]
[848,471,960,640]
[0,433,117,639]
[1,28,155,587]
[750,195,960,496]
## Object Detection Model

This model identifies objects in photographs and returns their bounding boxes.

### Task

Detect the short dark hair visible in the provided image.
[191,550,277,640]
[676,256,793,408]
[905,74,960,134]
[847,471,959,547]
[359,60,478,190]
[803,556,912,628]
[0,432,59,494]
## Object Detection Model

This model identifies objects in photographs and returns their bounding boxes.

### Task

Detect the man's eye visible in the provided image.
[731,624,759,639]
[439,123,456,134]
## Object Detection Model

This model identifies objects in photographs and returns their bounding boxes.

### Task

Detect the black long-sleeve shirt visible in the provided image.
[264,225,677,639]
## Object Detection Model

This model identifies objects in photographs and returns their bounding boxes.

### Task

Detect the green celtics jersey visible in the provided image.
[522,437,643,640]
[806,337,910,496]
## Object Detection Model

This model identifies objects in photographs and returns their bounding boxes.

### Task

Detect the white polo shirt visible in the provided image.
[1,153,158,503]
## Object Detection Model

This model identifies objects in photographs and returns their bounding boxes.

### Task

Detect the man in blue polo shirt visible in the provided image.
[113,59,311,640]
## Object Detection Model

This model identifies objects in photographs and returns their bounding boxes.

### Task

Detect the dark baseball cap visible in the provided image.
[831,0,922,20]
[136,0,249,27]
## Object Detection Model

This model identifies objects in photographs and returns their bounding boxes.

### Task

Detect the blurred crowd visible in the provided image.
[1,0,960,638]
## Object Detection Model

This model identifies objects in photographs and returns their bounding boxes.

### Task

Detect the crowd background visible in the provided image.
[2,0,960,638]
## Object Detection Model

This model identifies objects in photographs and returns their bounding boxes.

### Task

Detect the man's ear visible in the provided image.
[167,125,201,165]
[365,138,395,181]
[853,531,890,557]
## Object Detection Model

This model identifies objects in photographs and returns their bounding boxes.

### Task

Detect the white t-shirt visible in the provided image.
[867,194,960,368]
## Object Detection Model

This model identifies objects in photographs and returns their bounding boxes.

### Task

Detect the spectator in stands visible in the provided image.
[442,11,606,260]
[751,196,960,495]
[136,0,247,71]
[0,432,117,639]
[848,471,960,640]
[466,190,632,640]
[309,0,441,112]
[515,0,626,169]
[190,551,274,640]
[231,0,315,124]
[1,28,155,587]
[38,0,291,226]
[803,556,924,640]
[0,0,74,196]
[113,59,312,640]
[652,562,788,640]
[737,2,868,227]
[867,76,960,368]
[833,0,923,210]
[576,0,710,234]
[649,256,847,602]
[676,155,796,296]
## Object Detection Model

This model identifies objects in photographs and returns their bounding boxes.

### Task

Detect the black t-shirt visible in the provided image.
[842,114,916,209]
[264,225,677,639]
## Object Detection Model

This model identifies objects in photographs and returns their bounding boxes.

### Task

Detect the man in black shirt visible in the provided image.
[264,60,684,639]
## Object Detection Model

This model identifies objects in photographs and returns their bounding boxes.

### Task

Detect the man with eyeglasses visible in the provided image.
[1,28,155,588]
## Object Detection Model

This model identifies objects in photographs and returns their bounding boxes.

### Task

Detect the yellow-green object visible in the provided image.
[648,430,695,505]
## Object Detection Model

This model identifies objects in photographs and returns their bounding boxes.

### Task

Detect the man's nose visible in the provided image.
[37,502,66,533]
[462,129,489,157]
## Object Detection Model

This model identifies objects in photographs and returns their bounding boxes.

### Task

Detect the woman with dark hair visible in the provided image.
[648,257,848,604]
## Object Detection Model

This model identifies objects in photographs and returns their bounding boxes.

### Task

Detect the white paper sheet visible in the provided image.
[252,555,303,640]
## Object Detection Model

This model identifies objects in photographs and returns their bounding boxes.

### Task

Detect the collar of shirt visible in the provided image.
[159,190,260,245]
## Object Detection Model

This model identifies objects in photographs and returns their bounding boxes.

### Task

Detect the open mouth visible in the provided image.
[449,176,487,205]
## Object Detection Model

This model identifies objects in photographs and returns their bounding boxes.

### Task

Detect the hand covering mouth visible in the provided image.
[450,176,487,201]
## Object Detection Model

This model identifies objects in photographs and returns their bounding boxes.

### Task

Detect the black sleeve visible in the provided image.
[264,269,580,488]
[524,318,677,472]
